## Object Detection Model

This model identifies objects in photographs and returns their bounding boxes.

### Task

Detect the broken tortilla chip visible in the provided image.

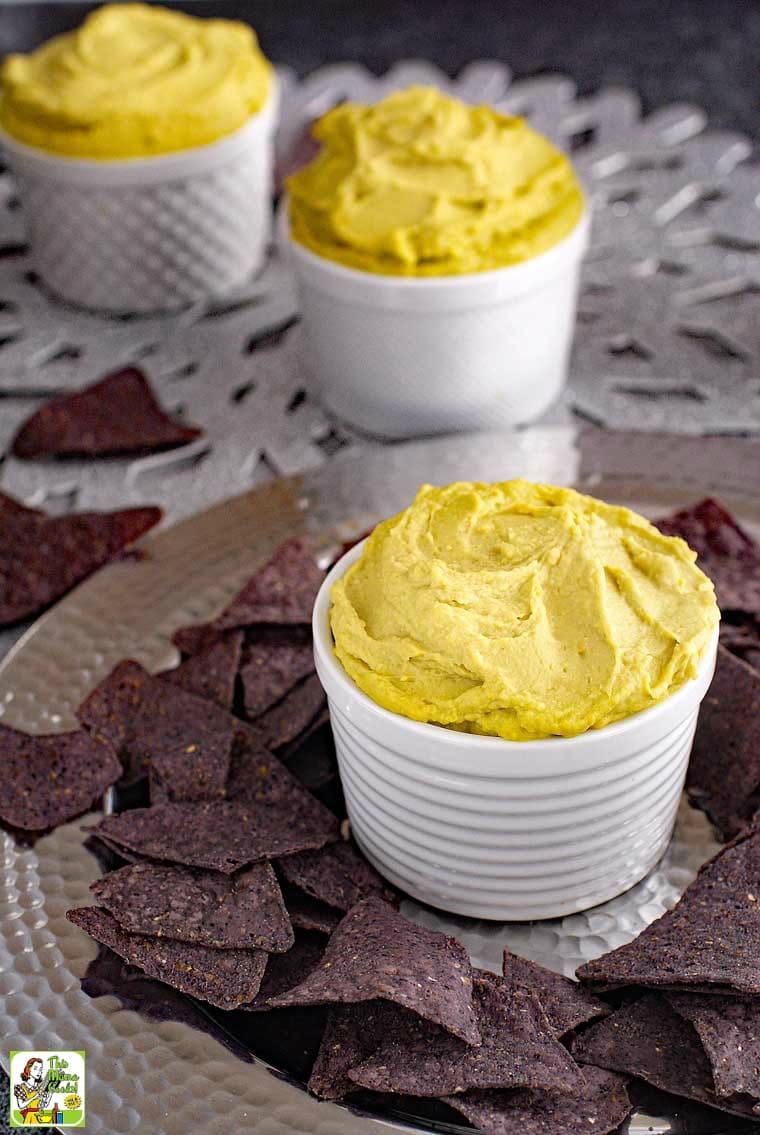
[0,725,120,832]
[0,492,161,627]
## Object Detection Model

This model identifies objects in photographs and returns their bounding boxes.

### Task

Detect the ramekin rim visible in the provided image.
[281,200,591,290]
[313,536,720,753]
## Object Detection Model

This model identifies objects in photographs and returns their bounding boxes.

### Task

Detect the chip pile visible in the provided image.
[70,695,345,1009]
[48,537,630,1133]
[4,498,756,1135]
[170,539,331,752]
[294,934,628,1134]
[63,540,345,1015]
[573,828,760,1121]
[655,498,760,839]
[564,499,760,1127]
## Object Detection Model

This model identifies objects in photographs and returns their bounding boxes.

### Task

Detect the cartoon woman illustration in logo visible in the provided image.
[13,1058,52,1125]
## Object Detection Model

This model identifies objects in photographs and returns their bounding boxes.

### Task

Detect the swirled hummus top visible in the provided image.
[287,86,584,276]
[330,481,719,741]
[0,4,273,158]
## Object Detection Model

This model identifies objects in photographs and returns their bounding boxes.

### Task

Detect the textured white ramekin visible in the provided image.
[0,85,278,314]
[285,207,589,439]
[313,540,719,920]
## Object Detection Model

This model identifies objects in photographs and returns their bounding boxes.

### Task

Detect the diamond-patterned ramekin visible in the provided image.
[0,88,277,315]
[314,539,719,921]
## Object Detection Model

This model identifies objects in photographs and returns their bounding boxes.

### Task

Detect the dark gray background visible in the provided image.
[0,1,757,1130]
[1,0,759,136]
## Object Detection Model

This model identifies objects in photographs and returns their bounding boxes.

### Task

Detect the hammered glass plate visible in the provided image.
[1,429,758,1135]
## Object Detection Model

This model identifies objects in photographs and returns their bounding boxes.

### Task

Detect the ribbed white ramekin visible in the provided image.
[284,208,589,439]
[313,540,719,921]
[0,84,278,314]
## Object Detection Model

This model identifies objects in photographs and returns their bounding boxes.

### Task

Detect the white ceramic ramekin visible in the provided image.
[285,208,589,439]
[0,86,278,315]
[313,539,719,921]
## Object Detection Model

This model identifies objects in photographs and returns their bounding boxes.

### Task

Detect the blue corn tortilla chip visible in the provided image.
[148,742,231,805]
[213,539,324,630]
[240,631,315,718]
[576,827,760,995]
[348,973,583,1097]
[94,794,338,874]
[148,767,171,806]
[656,498,760,615]
[94,731,338,872]
[667,992,760,1102]
[11,367,202,460]
[0,725,121,833]
[444,1067,632,1135]
[244,931,327,1011]
[280,881,342,935]
[280,711,337,792]
[686,646,760,839]
[149,725,233,805]
[80,948,244,1056]
[172,540,325,654]
[308,1001,399,1099]
[250,674,327,751]
[0,492,161,627]
[91,860,293,953]
[501,950,610,1038]
[720,616,760,672]
[66,905,267,1010]
[571,993,759,1120]
[86,832,143,867]
[78,660,234,793]
[277,840,396,913]
[267,897,481,1044]
[160,631,243,711]
[225,722,339,828]
[171,624,226,657]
